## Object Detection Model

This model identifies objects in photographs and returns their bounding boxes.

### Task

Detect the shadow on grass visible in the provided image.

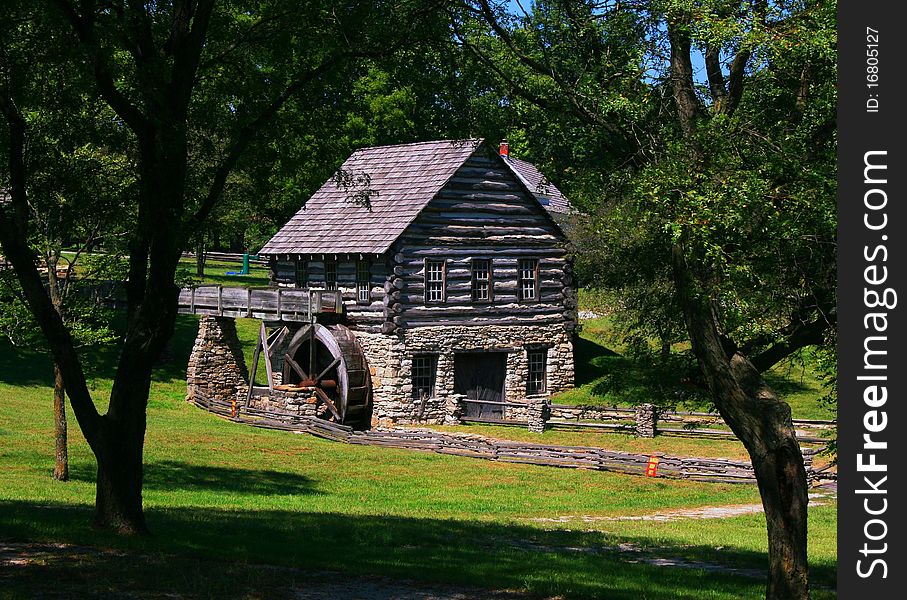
[0,499,837,600]
[573,335,622,387]
[762,372,815,397]
[152,315,201,384]
[67,460,318,498]
[0,343,54,387]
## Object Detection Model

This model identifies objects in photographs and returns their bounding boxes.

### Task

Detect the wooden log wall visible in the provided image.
[188,392,829,484]
[269,255,390,332]
[387,154,577,331]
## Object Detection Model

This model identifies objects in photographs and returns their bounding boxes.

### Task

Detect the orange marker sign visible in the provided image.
[645,455,660,477]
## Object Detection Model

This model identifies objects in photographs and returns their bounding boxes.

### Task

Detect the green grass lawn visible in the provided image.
[554,316,836,422]
[0,312,837,598]
[178,257,272,287]
[425,423,754,460]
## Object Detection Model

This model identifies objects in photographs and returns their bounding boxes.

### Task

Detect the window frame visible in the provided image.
[295,259,308,288]
[356,260,371,304]
[411,354,438,401]
[470,258,493,303]
[518,258,540,301]
[324,259,338,291]
[424,259,446,304]
[526,347,547,395]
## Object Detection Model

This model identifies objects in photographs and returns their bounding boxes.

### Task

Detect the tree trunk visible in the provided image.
[722,356,810,599]
[52,362,69,481]
[195,234,205,278]
[92,412,148,535]
[672,243,809,600]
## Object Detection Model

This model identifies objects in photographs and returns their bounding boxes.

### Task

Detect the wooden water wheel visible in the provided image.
[282,323,371,428]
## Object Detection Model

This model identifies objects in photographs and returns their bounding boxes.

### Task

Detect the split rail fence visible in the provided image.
[460,399,834,445]
[192,393,825,485]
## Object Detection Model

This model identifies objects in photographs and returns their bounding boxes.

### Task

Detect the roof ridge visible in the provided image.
[349,138,483,154]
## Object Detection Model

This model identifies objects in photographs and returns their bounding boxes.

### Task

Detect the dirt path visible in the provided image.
[531,490,833,525]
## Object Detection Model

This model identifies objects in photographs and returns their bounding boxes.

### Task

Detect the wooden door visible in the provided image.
[455,352,507,420]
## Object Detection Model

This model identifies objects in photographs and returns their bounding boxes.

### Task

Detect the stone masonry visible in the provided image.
[356,323,574,428]
[635,403,658,438]
[186,317,575,431]
[186,316,249,405]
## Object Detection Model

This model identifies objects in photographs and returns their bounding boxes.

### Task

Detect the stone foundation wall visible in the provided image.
[186,316,575,431]
[186,316,249,405]
[249,389,319,418]
[355,323,574,428]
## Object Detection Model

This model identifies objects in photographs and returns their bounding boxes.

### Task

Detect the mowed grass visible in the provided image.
[425,423,754,460]
[0,315,837,598]
[178,256,272,287]
[554,316,836,422]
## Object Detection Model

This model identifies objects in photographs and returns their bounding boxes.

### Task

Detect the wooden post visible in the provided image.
[217,285,223,315]
[190,286,196,313]
[246,287,252,318]
[276,287,282,322]
[260,320,274,393]
[245,339,259,409]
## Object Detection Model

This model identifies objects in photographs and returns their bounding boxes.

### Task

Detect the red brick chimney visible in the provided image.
[499,140,509,157]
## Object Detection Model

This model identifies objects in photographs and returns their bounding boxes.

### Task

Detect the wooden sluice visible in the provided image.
[177,285,342,322]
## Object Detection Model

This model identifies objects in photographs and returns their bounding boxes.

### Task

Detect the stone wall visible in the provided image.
[355,323,574,428]
[248,389,319,418]
[186,316,575,431]
[548,404,636,422]
[186,316,249,405]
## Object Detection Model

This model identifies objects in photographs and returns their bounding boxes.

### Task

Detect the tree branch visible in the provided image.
[51,0,151,136]
[185,54,347,234]
[167,0,215,118]
[704,43,726,105]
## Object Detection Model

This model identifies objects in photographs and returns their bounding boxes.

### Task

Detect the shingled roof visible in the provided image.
[504,156,571,215]
[259,138,571,257]
[260,139,484,256]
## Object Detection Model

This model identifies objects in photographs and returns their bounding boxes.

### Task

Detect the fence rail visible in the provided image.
[182,251,268,266]
[191,394,817,484]
[455,399,833,445]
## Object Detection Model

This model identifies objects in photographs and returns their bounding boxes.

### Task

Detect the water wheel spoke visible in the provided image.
[284,354,310,381]
[314,357,341,383]
[313,387,341,421]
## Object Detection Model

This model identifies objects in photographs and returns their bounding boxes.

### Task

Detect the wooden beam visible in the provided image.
[313,387,341,421]
[314,357,341,383]
[284,354,310,381]
[260,320,274,393]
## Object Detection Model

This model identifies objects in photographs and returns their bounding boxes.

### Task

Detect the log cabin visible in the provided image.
[183,139,576,430]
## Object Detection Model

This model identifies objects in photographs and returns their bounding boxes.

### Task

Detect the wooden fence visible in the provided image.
[182,251,268,266]
[460,400,834,444]
[191,393,826,485]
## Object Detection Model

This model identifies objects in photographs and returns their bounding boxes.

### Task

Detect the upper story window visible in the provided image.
[518,258,539,301]
[527,348,547,395]
[295,260,308,288]
[357,260,371,303]
[471,258,492,303]
[324,260,337,291]
[425,260,446,303]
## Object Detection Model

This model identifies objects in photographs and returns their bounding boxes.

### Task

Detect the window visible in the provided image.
[412,355,438,400]
[425,260,445,303]
[518,258,539,301]
[527,348,547,395]
[295,260,308,288]
[324,260,337,291]
[357,260,371,303]
[471,258,492,302]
